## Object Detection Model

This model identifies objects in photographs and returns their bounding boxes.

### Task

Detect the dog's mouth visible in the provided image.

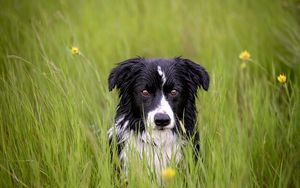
[153,125,173,131]
[155,127,165,131]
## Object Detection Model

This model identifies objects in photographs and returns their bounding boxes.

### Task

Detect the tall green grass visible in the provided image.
[0,0,299,187]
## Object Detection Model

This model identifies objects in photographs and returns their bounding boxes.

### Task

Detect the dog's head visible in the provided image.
[108,57,209,134]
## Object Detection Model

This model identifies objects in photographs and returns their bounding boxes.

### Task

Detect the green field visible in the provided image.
[1,0,299,187]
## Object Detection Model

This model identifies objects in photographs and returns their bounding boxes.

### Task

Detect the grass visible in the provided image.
[0,0,300,187]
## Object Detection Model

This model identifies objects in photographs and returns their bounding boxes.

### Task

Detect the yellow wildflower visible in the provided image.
[277,74,287,84]
[71,47,79,55]
[239,50,251,61]
[161,167,175,181]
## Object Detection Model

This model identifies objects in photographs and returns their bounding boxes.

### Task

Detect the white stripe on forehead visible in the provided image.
[157,66,166,86]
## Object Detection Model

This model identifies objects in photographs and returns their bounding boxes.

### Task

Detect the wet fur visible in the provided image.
[108,57,209,174]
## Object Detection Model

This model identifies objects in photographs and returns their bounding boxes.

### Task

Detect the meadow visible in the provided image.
[0,0,299,187]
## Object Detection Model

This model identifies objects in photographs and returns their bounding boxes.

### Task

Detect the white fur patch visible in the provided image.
[121,129,183,176]
[157,66,166,86]
[146,94,175,129]
[108,117,130,144]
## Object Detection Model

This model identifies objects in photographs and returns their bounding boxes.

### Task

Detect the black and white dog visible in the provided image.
[108,57,209,175]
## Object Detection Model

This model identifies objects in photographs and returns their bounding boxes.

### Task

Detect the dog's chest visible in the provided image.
[120,130,182,174]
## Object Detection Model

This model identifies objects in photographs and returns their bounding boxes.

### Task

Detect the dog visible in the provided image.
[108,57,209,176]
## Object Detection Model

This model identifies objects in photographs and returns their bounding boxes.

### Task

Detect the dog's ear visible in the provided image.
[176,57,209,91]
[108,58,143,91]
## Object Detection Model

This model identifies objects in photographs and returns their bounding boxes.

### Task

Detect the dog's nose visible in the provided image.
[154,113,170,127]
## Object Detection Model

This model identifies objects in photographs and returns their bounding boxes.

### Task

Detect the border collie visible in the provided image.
[108,57,209,176]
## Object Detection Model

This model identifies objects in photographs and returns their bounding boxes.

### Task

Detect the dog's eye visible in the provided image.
[170,89,178,97]
[141,90,150,97]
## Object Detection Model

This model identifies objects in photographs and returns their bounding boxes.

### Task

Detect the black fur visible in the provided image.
[108,57,209,159]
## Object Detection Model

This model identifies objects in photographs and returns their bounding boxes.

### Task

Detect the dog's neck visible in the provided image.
[120,128,183,176]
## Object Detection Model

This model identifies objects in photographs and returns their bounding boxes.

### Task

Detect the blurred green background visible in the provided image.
[0,0,299,187]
